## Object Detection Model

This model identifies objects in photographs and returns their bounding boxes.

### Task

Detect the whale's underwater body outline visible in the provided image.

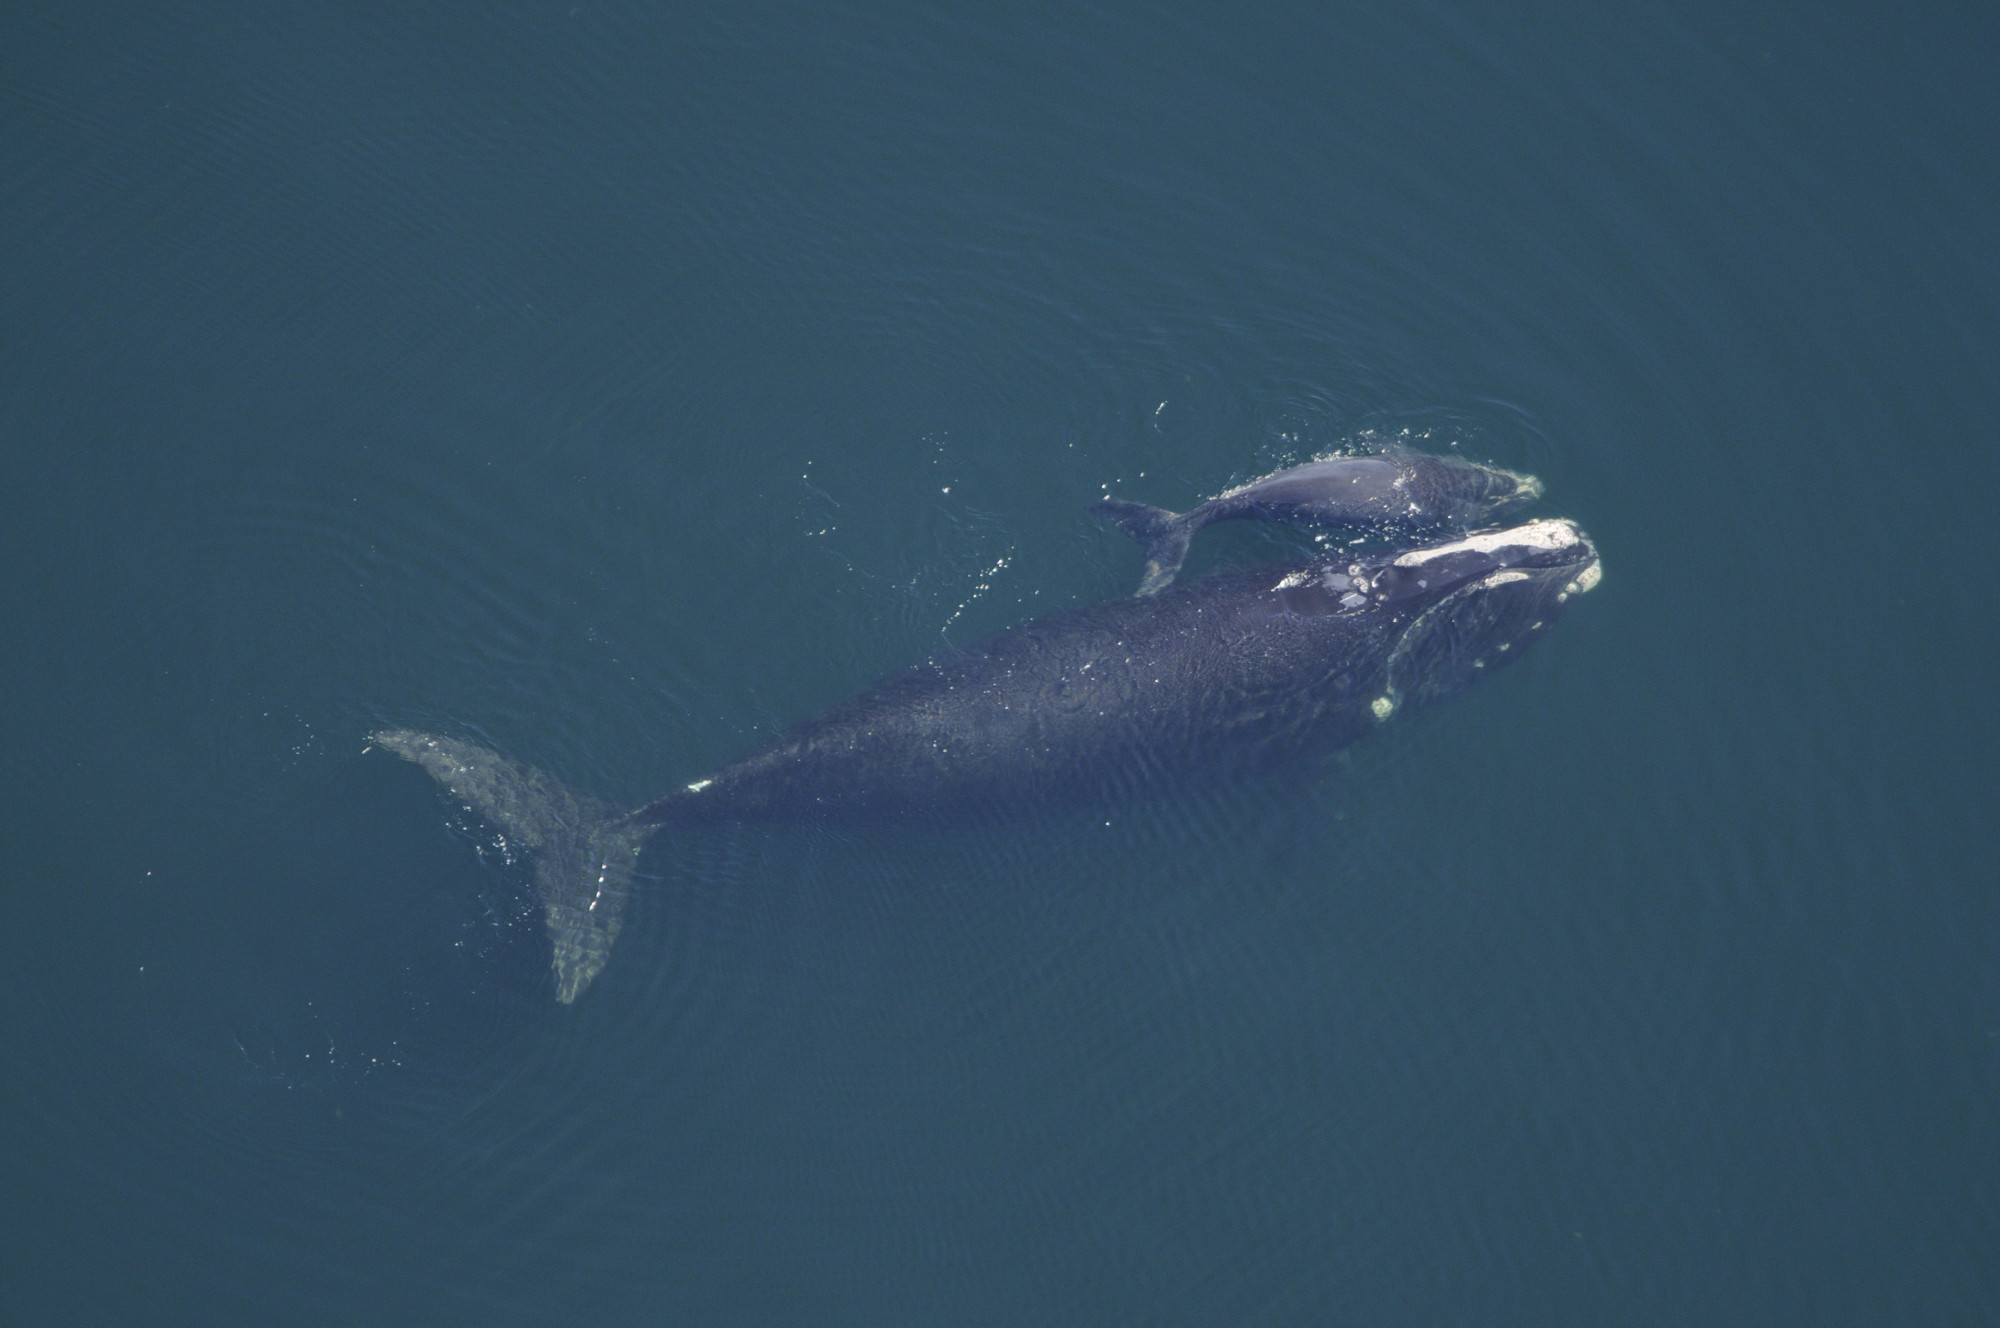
[377,516,1600,1003]
[1093,447,1542,596]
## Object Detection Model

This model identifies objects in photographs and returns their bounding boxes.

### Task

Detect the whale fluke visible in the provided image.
[372,729,648,1003]
[1089,497,1193,596]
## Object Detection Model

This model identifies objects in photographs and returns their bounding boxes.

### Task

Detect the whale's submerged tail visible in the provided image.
[1090,497,1194,597]
[373,729,649,1003]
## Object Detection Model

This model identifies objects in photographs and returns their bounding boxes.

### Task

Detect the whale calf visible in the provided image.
[1093,448,1542,596]
[377,517,1599,1002]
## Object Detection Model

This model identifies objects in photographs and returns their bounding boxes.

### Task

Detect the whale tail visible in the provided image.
[1090,497,1193,597]
[372,729,650,1003]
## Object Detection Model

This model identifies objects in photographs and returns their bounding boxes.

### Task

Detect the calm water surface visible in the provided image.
[3,2,1996,1323]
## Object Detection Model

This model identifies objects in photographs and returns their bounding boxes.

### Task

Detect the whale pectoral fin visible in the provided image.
[373,729,648,1003]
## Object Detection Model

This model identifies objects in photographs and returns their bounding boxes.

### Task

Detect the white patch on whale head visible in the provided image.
[686,778,713,793]
[1370,694,1397,720]
[1391,518,1584,568]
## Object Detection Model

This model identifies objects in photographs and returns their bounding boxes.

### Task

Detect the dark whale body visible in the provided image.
[1093,447,1542,596]
[378,518,1598,1002]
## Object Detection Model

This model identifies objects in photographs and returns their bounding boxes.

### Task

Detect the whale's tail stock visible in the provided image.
[1090,497,1193,597]
[372,729,649,1003]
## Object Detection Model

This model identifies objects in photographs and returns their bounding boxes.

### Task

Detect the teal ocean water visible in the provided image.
[3,3,1995,1323]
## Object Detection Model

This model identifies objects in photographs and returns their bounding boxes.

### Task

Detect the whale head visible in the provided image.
[1385,447,1545,528]
[1367,518,1600,709]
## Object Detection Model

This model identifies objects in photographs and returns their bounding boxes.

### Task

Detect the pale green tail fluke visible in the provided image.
[1090,497,1194,596]
[372,729,649,1003]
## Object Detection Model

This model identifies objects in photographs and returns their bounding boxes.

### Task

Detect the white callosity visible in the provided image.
[1391,518,1585,568]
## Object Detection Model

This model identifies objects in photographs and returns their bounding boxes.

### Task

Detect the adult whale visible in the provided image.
[376,518,1600,1002]
[1093,447,1542,596]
